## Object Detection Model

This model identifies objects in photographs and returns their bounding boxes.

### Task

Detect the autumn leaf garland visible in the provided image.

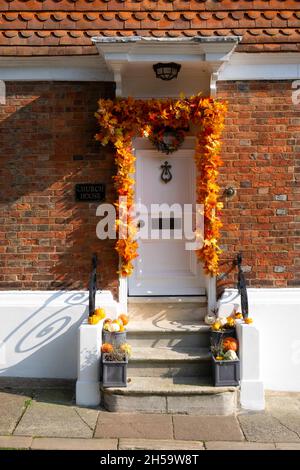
[95,95,227,277]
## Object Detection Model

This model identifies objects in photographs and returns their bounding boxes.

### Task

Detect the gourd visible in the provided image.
[223,350,238,361]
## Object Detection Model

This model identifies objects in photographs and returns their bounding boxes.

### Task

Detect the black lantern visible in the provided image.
[153,62,181,81]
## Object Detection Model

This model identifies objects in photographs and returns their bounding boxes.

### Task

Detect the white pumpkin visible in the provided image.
[219,316,228,326]
[223,350,238,361]
[204,313,216,325]
[108,322,120,333]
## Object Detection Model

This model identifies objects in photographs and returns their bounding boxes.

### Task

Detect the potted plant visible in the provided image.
[101,342,132,388]
[102,314,129,347]
[211,335,240,387]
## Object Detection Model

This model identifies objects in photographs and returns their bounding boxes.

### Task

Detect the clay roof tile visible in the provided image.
[85,13,98,21]
[52,13,65,22]
[262,12,277,20]
[19,13,34,22]
[3,13,18,21]
[118,12,131,21]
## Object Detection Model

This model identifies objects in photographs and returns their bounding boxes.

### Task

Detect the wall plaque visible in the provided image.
[75,183,106,202]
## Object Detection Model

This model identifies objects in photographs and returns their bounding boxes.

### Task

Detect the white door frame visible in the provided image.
[118,136,216,311]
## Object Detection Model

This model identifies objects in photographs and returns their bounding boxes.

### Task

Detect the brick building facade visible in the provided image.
[0,0,299,295]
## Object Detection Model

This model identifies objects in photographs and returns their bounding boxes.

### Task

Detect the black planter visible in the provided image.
[102,330,127,347]
[212,355,240,387]
[210,328,236,347]
[102,355,128,388]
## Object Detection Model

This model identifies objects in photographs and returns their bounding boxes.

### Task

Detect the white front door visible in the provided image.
[128,142,206,296]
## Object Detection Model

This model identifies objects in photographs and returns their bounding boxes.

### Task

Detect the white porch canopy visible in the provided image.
[91,35,241,98]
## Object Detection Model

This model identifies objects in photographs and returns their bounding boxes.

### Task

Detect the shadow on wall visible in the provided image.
[0,291,89,379]
[0,81,118,294]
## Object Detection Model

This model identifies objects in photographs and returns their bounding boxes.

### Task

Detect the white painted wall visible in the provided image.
[219,288,300,392]
[0,291,89,379]
[0,290,118,380]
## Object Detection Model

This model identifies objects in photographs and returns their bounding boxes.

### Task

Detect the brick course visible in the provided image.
[217,80,300,288]
[0,81,118,294]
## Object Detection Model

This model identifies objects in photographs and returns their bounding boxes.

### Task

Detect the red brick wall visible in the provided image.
[217,80,300,288]
[0,81,119,295]
[1,80,299,293]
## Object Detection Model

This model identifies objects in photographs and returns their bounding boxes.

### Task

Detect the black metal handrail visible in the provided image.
[217,252,249,319]
[235,253,249,319]
[88,253,97,318]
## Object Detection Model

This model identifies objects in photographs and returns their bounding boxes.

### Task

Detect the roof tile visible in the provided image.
[0,1,299,54]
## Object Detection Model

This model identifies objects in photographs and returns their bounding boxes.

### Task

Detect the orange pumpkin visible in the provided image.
[101,343,114,354]
[118,314,129,326]
[222,337,239,352]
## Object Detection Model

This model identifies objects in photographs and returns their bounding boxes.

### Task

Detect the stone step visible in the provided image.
[127,321,210,348]
[128,346,211,377]
[128,297,207,322]
[102,377,237,415]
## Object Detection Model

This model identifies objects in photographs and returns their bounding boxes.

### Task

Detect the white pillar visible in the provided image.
[236,323,265,410]
[76,319,103,407]
[76,290,121,406]
[206,275,217,312]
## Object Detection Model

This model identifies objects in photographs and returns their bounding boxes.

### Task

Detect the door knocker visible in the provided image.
[160,161,172,184]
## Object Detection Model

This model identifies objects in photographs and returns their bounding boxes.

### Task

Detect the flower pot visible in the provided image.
[103,330,127,347]
[102,355,128,388]
[212,354,240,387]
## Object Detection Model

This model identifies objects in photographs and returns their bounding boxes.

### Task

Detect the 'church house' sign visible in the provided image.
[75,183,106,202]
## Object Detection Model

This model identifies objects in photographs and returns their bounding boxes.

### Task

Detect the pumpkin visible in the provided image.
[222,337,238,352]
[235,312,243,320]
[118,314,129,326]
[219,316,228,326]
[94,308,106,320]
[88,315,100,325]
[226,317,236,328]
[245,317,253,324]
[211,321,222,331]
[204,313,216,325]
[101,343,113,353]
[215,356,224,361]
[224,350,238,361]
[120,343,132,357]
[108,322,120,332]
[119,324,125,332]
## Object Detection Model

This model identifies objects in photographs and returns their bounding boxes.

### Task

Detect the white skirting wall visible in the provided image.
[0,290,118,380]
[218,288,300,393]
[1,288,299,396]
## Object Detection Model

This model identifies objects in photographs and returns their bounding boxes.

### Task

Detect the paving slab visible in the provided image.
[275,442,300,450]
[0,392,31,435]
[205,441,276,450]
[14,402,96,438]
[31,438,117,450]
[119,438,204,450]
[0,436,32,449]
[95,413,173,440]
[173,415,244,442]
[238,412,300,443]
[266,392,300,438]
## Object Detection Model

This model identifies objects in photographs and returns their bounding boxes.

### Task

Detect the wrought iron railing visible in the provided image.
[217,252,249,318]
[88,253,98,318]
[235,253,249,319]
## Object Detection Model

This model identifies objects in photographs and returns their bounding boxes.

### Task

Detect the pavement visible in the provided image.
[0,387,299,450]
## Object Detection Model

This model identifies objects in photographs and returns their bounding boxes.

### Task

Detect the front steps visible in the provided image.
[101,297,238,415]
